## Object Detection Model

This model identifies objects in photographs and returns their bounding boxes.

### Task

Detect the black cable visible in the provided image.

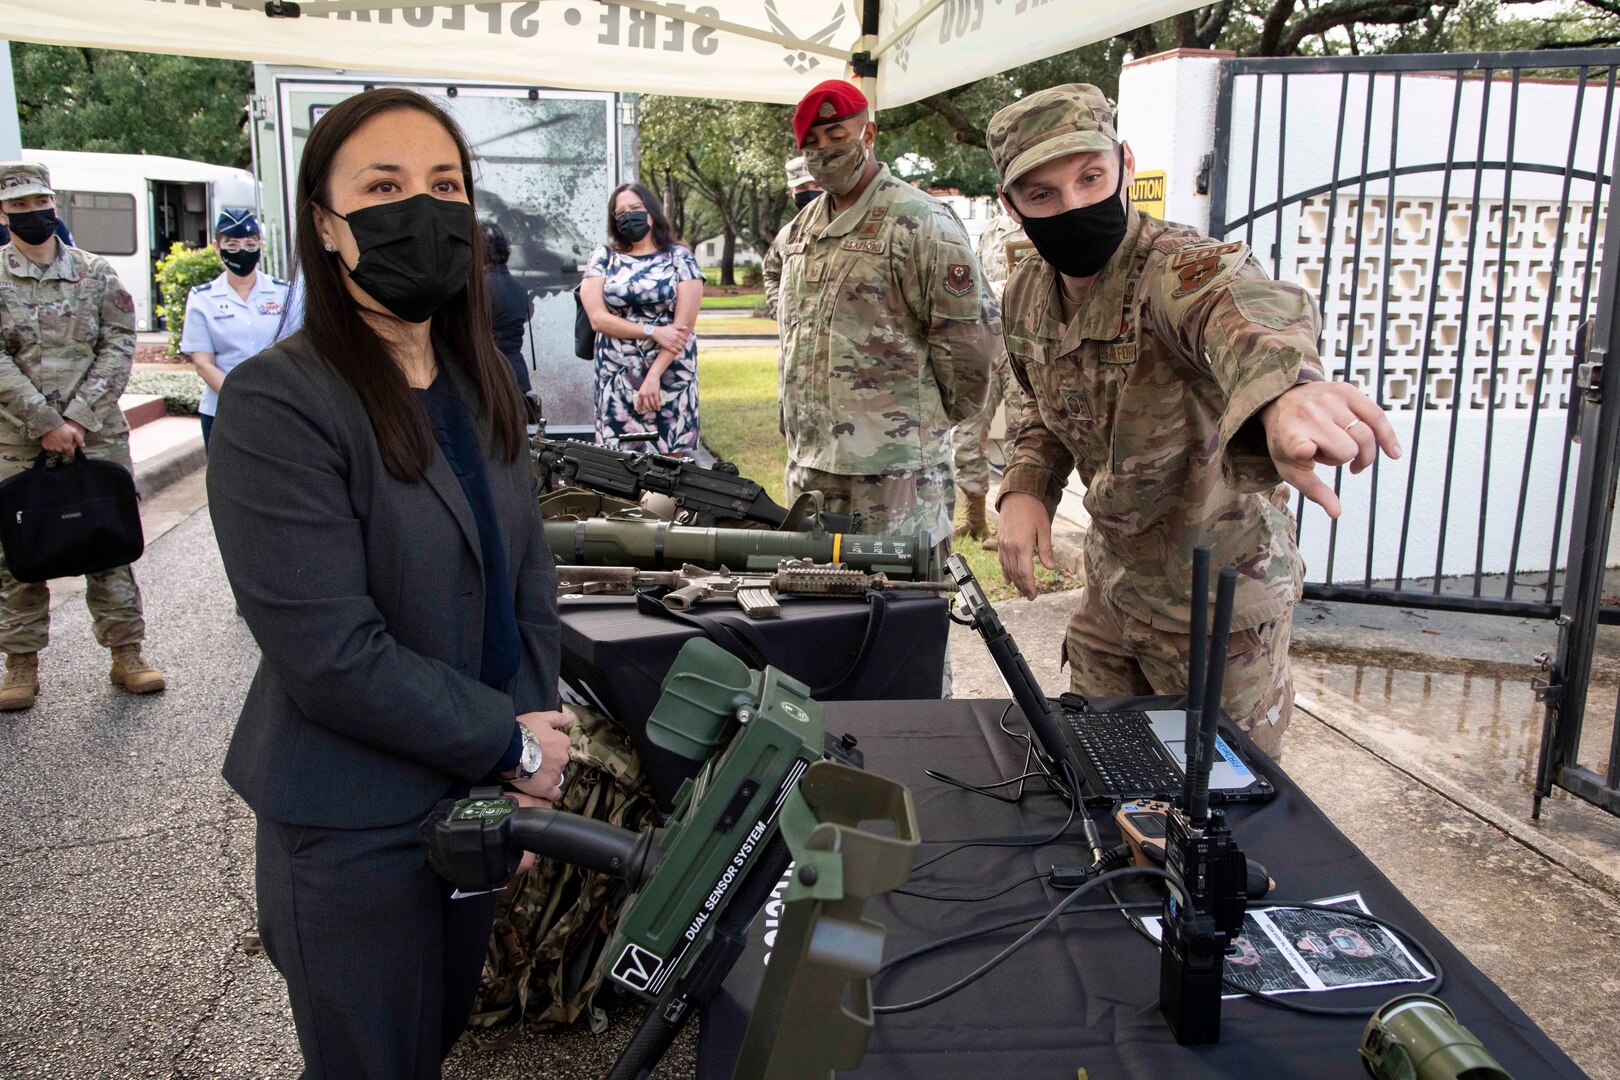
[925,703,1050,804]
[872,868,1189,1014]
[878,900,1161,975]
[909,794,1077,874]
[893,871,1047,904]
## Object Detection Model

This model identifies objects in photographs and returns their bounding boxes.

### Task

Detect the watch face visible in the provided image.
[452,797,515,823]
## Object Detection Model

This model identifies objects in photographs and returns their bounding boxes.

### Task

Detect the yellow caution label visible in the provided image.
[832,533,842,564]
[1130,170,1166,219]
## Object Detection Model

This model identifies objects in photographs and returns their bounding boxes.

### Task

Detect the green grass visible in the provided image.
[699,346,1077,602]
[701,292,765,310]
[699,316,778,336]
[698,347,787,503]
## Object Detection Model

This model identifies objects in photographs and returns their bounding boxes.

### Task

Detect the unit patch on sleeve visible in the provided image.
[943,263,973,296]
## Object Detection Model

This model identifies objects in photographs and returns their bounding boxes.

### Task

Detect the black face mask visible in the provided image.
[793,189,823,210]
[1010,147,1129,279]
[8,208,57,246]
[615,210,651,243]
[329,194,474,323]
[219,247,260,278]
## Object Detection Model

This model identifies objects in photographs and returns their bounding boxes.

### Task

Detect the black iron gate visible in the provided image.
[1207,50,1620,816]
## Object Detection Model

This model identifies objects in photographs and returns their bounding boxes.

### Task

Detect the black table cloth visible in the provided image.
[698,698,1586,1079]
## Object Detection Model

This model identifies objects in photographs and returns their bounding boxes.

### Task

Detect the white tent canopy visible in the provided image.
[0,0,1201,108]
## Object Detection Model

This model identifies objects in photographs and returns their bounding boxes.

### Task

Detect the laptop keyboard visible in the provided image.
[1065,710,1183,795]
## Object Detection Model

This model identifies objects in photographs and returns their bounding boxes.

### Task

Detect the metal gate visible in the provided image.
[1207,50,1620,816]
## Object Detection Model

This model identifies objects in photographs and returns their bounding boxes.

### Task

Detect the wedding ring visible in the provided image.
[1344,418,1363,434]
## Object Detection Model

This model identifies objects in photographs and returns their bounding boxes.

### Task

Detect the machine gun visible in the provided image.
[542,510,937,579]
[423,639,918,1080]
[556,560,956,619]
[534,430,856,533]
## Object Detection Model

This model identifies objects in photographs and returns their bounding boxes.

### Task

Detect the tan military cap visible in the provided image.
[785,155,816,191]
[987,84,1117,188]
[0,162,53,202]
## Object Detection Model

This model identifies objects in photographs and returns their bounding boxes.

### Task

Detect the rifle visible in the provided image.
[534,432,856,533]
[556,560,955,619]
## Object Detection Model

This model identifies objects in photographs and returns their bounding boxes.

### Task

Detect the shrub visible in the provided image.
[127,370,203,416]
[750,301,773,318]
[155,242,223,355]
[740,263,764,288]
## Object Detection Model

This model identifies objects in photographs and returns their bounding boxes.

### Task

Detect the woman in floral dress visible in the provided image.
[579,184,703,453]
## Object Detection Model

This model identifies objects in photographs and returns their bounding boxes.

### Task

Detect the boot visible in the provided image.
[109,644,166,695]
[953,491,989,541]
[0,652,38,711]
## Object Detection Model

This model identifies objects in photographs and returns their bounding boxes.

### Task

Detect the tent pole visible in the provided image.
[852,0,881,105]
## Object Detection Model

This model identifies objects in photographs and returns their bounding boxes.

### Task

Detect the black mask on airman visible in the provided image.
[1006,146,1129,280]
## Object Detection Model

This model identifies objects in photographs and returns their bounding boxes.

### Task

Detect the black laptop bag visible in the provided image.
[0,449,144,582]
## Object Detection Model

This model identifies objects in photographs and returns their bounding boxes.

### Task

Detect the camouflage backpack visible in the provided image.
[467,702,657,1036]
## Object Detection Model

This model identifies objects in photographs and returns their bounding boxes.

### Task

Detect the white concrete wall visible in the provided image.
[1117,48,1231,231]
[1117,52,1619,583]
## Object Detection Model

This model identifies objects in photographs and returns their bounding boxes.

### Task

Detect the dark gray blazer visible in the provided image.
[208,333,559,828]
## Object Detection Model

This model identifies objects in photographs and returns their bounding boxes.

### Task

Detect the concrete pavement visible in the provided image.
[1,477,1616,1077]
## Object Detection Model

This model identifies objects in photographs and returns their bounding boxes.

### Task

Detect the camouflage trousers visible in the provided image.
[0,441,144,655]
[951,350,1028,499]
[1064,586,1294,757]
[784,461,954,694]
[783,461,956,552]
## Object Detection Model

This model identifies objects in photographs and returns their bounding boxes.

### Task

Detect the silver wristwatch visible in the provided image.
[499,724,543,782]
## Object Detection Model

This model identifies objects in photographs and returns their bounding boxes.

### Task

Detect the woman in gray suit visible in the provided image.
[207,88,568,1079]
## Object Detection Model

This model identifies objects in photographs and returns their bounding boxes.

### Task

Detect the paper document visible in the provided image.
[1141,892,1433,997]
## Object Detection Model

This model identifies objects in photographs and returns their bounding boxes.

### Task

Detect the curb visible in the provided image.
[135,436,206,501]
[1296,692,1620,903]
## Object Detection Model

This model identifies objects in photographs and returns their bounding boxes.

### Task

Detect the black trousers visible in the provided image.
[255,815,500,1080]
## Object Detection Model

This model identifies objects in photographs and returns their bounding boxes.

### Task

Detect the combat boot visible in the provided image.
[109,644,166,695]
[954,492,989,541]
[0,652,38,710]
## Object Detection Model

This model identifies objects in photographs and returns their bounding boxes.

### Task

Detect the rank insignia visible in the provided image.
[944,263,973,296]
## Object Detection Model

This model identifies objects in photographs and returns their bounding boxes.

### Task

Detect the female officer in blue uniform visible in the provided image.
[180,209,296,448]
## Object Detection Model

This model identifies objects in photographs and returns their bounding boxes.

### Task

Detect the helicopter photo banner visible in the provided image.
[0,0,1203,108]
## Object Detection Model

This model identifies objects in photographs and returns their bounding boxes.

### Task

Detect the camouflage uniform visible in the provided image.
[0,239,143,653]
[776,163,1000,547]
[951,212,1033,500]
[472,703,655,1034]
[989,86,1323,754]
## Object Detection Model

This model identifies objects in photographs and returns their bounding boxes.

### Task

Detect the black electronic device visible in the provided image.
[945,554,1274,808]
[1158,555,1253,1045]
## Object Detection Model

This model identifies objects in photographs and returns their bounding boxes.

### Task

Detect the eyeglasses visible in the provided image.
[219,238,262,253]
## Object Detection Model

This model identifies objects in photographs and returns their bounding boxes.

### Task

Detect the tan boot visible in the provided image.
[109,644,166,694]
[0,652,38,710]
[953,492,989,541]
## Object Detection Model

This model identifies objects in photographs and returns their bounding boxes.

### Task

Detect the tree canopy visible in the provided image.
[13,45,253,168]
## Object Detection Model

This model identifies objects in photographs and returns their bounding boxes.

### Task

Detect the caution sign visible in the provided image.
[1131,171,1167,220]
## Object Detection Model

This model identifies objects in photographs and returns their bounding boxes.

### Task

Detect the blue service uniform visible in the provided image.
[180,272,294,442]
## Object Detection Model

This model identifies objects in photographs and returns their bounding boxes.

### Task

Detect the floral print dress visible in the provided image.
[584,244,702,454]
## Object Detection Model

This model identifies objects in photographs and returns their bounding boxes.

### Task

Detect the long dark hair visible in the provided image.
[292,87,523,482]
[607,182,677,253]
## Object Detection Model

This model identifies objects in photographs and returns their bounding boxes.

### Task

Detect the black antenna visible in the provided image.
[1181,547,1210,811]
[1189,567,1237,827]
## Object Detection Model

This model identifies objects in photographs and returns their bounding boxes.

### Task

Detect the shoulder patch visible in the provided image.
[1170,253,1228,297]
[1004,239,1038,268]
[943,263,974,296]
[1167,241,1244,269]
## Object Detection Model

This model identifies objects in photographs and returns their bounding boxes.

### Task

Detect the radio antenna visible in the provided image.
[1188,567,1236,827]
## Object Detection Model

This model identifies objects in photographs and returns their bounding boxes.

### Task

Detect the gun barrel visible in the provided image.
[544,518,934,579]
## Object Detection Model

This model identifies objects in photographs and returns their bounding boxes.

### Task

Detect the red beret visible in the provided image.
[792,80,869,147]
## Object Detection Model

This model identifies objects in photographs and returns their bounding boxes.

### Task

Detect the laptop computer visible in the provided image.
[945,555,1275,809]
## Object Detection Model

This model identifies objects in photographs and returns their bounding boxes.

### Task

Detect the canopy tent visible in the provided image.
[0,0,1202,108]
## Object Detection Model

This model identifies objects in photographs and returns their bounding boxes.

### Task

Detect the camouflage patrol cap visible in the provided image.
[785,155,815,191]
[987,84,1117,188]
[0,162,53,203]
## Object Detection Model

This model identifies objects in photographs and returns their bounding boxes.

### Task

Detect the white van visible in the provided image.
[24,149,257,333]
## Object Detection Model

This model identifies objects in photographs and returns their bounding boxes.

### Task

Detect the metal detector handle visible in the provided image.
[508,809,662,890]
[606,834,796,1080]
